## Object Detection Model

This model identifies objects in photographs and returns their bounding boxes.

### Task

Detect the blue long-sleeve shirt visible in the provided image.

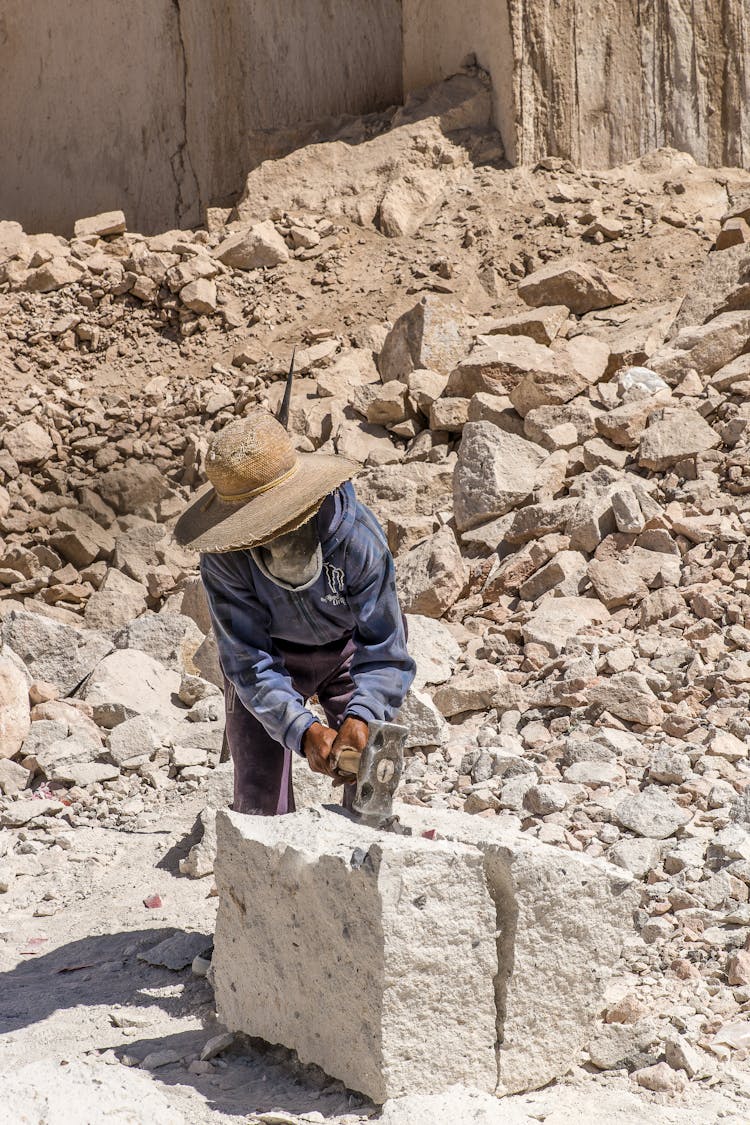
[200,482,415,754]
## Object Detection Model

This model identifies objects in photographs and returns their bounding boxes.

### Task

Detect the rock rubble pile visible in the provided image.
[3,74,750,1110]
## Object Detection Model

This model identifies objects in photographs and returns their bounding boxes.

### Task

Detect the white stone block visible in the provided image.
[213,807,499,1103]
[214,803,637,1101]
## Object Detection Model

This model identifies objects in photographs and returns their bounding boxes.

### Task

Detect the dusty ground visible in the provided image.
[2,783,750,1124]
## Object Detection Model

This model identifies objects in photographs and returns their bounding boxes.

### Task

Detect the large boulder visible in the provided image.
[2,611,113,696]
[518,260,633,314]
[80,649,182,727]
[453,422,545,532]
[396,528,467,617]
[213,804,636,1101]
[0,652,30,760]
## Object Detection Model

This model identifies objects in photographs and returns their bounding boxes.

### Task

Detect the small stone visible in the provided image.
[141,1049,179,1070]
[3,421,53,465]
[74,210,126,238]
[214,221,290,269]
[199,1032,235,1062]
[180,278,217,314]
[633,1061,686,1093]
[615,787,691,839]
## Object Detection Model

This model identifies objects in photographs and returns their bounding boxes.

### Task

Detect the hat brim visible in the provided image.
[174,453,361,553]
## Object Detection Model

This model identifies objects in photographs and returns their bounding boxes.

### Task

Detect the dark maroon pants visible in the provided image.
[223,634,357,815]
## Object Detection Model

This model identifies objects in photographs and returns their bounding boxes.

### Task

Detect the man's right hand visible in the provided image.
[302,721,338,776]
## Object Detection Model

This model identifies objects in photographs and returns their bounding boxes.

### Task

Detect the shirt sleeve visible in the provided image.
[200,553,318,755]
[342,533,416,726]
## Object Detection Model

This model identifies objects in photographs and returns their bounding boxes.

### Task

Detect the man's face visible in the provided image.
[261,517,320,584]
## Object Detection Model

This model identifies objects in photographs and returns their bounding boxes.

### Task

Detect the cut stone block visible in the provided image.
[213,807,499,1103]
[214,803,637,1102]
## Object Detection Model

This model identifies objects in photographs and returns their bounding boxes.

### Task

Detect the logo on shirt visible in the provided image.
[321,562,346,606]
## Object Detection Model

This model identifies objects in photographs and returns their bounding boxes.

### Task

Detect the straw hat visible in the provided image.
[174,409,360,553]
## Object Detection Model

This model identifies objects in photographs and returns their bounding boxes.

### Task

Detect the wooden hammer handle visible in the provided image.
[332,747,361,780]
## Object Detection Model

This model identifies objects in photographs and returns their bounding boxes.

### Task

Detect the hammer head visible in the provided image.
[340,720,407,826]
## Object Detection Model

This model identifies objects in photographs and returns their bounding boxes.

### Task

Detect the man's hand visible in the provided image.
[332,716,369,759]
[302,721,338,776]
[330,717,369,787]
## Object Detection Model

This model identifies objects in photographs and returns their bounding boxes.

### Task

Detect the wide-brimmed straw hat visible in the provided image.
[174,409,359,553]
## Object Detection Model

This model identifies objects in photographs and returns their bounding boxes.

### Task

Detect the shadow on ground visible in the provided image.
[0,926,371,1121]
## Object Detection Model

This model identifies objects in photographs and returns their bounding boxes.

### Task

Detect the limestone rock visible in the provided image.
[447,335,571,399]
[453,422,544,532]
[518,260,633,314]
[96,464,173,517]
[214,221,290,269]
[405,614,462,689]
[84,569,149,629]
[0,654,30,760]
[25,258,81,292]
[399,805,638,1096]
[638,408,719,470]
[588,672,664,725]
[522,597,610,656]
[587,559,648,609]
[73,210,126,238]
[0,757,32,795]
[214,807,499,1102]
[518,550,587,601]
[2,611,113,695]
[433,666,509,717]
[483,305,569,345]
[650,311,750,385]
[396,527,466,618]
[113,613,204,672]
[51,508,116,567]
[378,171,446,237]
[397,686,449,748]
[3,420,53,465]
[379,296,467,382]
[616,787,691,839]
[180,277,217,314]
[81,649,181,727]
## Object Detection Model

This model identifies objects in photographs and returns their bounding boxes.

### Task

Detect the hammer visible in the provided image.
[331,720,408,825]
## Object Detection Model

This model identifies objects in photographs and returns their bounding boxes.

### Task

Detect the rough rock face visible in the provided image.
[506,0,750,169]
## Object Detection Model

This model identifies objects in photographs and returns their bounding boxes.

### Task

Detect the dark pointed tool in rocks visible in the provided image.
[277,348,296,429]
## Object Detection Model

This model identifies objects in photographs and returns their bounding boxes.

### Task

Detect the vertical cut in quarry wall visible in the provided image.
[402,0,750,171]
[0,0,402,235]
[1,0,748,235]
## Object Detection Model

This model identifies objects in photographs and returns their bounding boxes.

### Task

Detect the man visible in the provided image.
[175,406,415,816]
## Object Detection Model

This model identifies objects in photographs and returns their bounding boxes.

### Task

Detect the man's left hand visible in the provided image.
[331,717,369,783]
